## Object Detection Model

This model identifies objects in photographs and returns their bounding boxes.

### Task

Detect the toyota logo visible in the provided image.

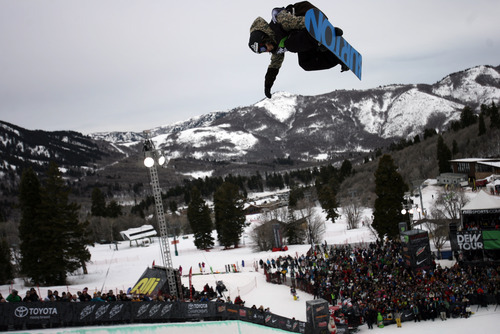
[15,306,29,318]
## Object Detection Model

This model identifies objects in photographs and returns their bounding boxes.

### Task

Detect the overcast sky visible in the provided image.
[1,0,499,134]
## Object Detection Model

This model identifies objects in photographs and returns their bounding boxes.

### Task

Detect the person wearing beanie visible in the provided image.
[249,2,346,98]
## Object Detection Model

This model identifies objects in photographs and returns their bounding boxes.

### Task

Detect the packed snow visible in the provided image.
[2,180,500,333]
[255,92,298,122]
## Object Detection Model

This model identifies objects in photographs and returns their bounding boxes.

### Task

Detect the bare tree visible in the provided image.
[249,207,288,252]
[261,206,288,222]
[424,208,450,259]
[434,187,470,220]
[249,221,275,252]
[342,199,362,230]
[295,199,326,245]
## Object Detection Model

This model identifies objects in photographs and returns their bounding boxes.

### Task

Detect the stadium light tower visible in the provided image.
[142,131,178,297]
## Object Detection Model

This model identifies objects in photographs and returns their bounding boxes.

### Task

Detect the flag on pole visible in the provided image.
[189,267,193,301]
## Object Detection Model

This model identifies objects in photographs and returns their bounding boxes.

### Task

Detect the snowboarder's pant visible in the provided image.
[285,30,318,52]
[396,318,402,327]
[284,29,341,71]
[298,49,341,71]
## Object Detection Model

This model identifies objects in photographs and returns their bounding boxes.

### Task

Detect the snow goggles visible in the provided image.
[251,42,268,54]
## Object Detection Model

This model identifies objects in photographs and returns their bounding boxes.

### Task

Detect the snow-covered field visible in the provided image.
[2,180,500,333]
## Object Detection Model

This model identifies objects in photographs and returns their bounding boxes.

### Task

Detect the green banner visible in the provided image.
[482,231,500,250]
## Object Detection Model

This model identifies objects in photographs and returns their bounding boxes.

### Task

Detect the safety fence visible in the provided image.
[228,276,258,298]
[0,301,307,333]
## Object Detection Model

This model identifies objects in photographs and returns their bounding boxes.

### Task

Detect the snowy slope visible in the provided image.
[433,65,500,104]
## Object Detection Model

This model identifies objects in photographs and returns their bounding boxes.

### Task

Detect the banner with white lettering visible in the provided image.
[72,302,131,324]
[8,302,65,326]
[0,301,306,332]
[450,231,484,251]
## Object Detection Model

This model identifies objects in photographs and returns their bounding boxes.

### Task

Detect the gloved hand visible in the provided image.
[265,86,272,99]
[264,67,279,99]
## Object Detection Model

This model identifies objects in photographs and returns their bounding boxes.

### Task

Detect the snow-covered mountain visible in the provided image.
[2,64,499,181]
[91,65,500,162]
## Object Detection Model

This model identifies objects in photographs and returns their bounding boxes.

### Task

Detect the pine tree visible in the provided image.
[0,238,13,284]
[169,201,178,215]
[187,187,214,250]
[18,167,43,281]
[106,200,122,218]
[288,186,304,208]
[214,182,246,248]
[452,140,459,157]
[478,112,486,136]
[437,135,452,174]
[91,187,107,217]
[372,155,408,240]
[460,106,477,128]
[35,162,91,285]
[284,207,305,245]
[317,184,339,222]
[489,102,500,129]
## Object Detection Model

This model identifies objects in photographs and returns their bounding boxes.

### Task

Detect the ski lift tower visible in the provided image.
[142,131,180,298]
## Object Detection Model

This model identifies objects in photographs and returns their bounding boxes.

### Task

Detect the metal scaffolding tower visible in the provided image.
[142,133,178,297]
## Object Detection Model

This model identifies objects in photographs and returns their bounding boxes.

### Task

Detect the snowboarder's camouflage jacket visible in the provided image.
[249,10,305,70]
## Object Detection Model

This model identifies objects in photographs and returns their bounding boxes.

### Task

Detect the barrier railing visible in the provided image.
[0,301,307,333]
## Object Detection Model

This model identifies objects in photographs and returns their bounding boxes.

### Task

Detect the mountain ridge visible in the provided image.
[89,65,499,163]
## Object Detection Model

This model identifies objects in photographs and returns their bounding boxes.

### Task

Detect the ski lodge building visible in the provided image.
[450,158,500,181]
[120,224,157,247]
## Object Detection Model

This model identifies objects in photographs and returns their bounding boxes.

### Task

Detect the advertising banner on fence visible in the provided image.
[9,302,66,327]
[0,301,306,333]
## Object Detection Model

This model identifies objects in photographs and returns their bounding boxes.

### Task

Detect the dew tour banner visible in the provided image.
[450,230,500,250]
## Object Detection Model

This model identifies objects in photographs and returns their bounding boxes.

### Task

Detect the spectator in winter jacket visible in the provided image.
[79,288,92,302]
[6,289,21,302]
[234,295,245,306]
[44,290,55,302]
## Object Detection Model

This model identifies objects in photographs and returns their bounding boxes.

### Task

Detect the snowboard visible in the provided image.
[304,8,362,80]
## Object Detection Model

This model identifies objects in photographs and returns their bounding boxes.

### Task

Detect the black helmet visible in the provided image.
[248,30,269,54]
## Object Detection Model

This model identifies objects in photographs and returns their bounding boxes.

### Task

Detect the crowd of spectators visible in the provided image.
[1,287,170,304]
[1,281,259,311]
[463,219,500,230]
[260,239,500,326]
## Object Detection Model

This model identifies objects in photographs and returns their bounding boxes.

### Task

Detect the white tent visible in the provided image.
[461,190,500,212]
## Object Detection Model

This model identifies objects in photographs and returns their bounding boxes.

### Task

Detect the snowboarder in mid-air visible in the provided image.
[249,1,347,98]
